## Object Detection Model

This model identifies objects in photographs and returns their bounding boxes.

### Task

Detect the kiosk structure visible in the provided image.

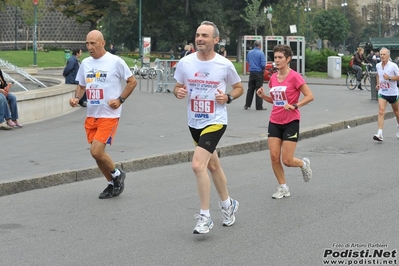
[286,36,305,76]
[242,35,263,75]
[264,36,284,62]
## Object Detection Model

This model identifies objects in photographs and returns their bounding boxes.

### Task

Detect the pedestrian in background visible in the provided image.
[69,30,137,199]
[256,44,314,199]
[189,42,195,53]
[180,44,191,58]
[174,21,244,234]
[373,47,399,142]
[244,40,266,110]
[110,43,117,55]
[367,51,375,71]
[218,45,227,57]
[63,48,86,107]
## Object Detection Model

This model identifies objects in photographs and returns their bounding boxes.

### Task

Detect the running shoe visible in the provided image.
[301,157,312,182]
[193,214,213,234]
[373,133,383,142]
[218,199,239,227]
[113,169,126,196]
[99,184,114,199]
[272,186,291,199]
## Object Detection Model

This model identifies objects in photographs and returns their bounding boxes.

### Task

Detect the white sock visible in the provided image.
[111,168,121,178]
[378,129,383,135]
[200,209,210,217]
[280,184,288,190]
[221,197,231,209]
[301,160,307,169]
[107,181,114,186]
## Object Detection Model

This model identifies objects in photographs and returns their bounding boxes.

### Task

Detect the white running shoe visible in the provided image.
[193,214,213,234]
[373,133,383,142]
[219,199,239,227]
[272,186,291,199]
[301,158,312,182]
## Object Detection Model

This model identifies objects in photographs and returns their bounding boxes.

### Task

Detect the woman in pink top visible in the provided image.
[257,44,314,199]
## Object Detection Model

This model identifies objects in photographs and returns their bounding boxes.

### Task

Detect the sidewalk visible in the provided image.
[0,72,387,196]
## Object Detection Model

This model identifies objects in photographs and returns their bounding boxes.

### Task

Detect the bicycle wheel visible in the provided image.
[147,69,157,79]
[363,74,371,91]
[346,72,357,90]
[140,68,149,79]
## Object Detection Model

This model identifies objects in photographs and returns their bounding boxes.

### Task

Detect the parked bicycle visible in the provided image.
[130,60,157,79]
[346,63,373,91]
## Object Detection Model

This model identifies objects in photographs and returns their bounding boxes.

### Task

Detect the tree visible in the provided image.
[366,0,393,38]
[312,9,350,49]
[241,0,267,35]
[51,0,129,30]
[327,0,366,53]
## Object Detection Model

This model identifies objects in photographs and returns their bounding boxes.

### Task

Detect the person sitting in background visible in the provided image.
[0,69,23,128]
[0,94,12,130]
[63,49,86,107]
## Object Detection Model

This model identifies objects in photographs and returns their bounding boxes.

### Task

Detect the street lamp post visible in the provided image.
[14,6,17,50]
[264,6,274,36]
[304,1,311,47]
[33,0,38,66]
[378,0,382,37]
[394,7,398,35]
[341,0,348,53]
[297,0,300,35]
[139,0,142,66]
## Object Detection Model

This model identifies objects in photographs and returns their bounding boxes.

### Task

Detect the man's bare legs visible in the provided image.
[191,146,238,233]
[90,140,115,181]
[90,140,125,199]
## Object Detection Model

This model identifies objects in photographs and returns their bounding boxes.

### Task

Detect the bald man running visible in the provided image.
[69,30,137,198]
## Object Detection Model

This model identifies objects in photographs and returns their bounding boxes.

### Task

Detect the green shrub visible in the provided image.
[305,48,352,74]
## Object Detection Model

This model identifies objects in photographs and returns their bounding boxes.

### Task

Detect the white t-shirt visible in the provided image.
[174,53,241,129]
[76,52,132,118]
[376,61,399,96]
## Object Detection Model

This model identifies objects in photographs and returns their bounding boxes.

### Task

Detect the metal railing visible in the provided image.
[154,59,179,93]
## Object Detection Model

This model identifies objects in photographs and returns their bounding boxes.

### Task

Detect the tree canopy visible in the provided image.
[2,0,393,56]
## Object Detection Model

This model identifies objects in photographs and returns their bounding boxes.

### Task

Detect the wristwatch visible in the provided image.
[118,96,125,103]
[389,77,392,81]
[226,94,234,104]
[292,104,298,109]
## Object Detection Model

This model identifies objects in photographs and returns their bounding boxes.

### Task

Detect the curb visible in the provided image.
[0,111,393,197]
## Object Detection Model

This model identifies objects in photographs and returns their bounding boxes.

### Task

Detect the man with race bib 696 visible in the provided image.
[174,21,244,234]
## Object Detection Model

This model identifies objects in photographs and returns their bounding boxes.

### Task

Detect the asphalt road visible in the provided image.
[1,81,382,189]
[0,119,398,266]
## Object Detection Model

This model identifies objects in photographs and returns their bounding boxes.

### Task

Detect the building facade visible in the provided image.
[0,0,90,51]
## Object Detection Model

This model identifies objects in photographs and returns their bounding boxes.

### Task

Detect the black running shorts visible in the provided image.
[268,120,300,142]
[189,124,227,153]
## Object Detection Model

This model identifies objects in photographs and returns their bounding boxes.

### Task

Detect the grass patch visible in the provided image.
[305,71,328,78]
